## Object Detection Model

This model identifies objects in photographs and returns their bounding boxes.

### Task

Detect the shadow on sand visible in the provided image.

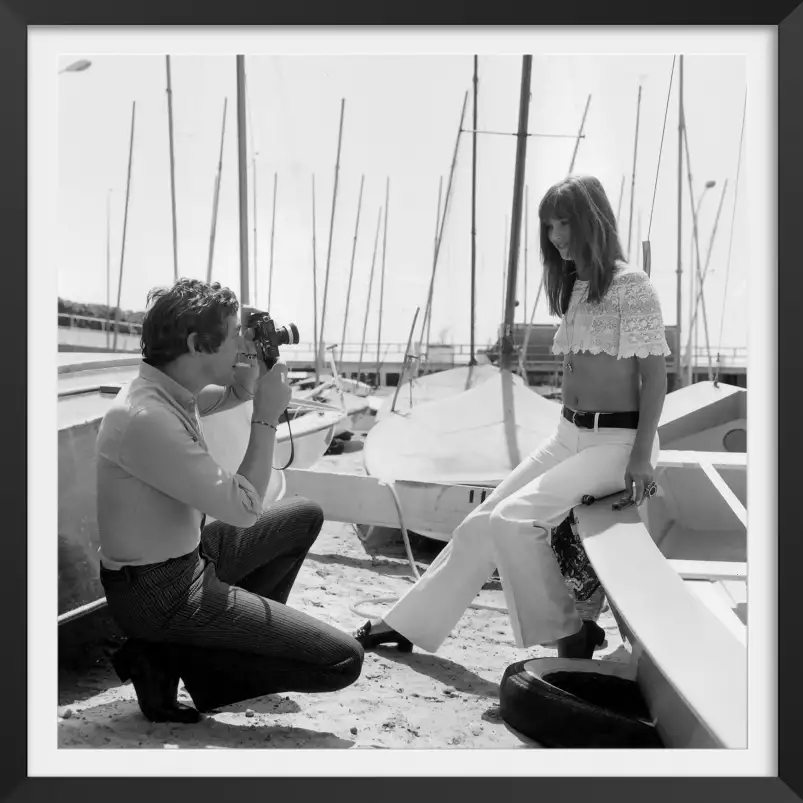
[379,650,501,699]
[60,699,355,749]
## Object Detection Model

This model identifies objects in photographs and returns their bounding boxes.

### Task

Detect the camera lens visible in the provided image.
[278,323,300,345]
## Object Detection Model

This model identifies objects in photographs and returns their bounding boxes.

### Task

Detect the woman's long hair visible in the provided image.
[538,175,624,316]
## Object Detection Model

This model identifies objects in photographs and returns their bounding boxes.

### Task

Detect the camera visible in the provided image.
[247,311,300,369]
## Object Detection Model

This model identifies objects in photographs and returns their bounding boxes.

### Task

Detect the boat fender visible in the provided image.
[499,658,663,749]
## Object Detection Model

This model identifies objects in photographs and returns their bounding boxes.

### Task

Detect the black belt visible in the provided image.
[562,406,640,430]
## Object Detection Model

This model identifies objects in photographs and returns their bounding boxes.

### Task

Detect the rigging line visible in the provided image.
[716,89,747,359]
[460,128,585,139]
[646,56,676,241]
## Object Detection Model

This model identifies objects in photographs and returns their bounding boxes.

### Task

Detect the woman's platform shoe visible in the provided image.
[111,639,201,724]
[353,620,413,653]
[556,620,607,659]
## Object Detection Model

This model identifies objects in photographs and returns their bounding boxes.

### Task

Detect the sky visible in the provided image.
[57,52,748,353]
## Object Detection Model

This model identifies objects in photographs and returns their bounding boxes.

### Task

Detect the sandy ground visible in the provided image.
[58,425,630,750]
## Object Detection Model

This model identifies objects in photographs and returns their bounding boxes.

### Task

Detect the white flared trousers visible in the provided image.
[384,416,659,652]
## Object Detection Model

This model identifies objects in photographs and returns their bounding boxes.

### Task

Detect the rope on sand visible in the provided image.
[348,479,509,620]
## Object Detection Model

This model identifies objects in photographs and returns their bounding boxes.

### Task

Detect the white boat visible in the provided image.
[562,445,747,748]
[283,380,749,748]
[293,380,375,436]
[364,369,558,488]
[656,379,746,452]
[493,382,747,748]
[374,363,507,420]
[291,352,380,436]
[200,399,345,474]
[284,440,747,749]
[57,353,342,624]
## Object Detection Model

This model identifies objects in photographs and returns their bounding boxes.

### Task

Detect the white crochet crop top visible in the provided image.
[551,265,671,360]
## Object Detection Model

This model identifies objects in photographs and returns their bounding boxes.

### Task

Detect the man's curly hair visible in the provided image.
[141,278,239,366]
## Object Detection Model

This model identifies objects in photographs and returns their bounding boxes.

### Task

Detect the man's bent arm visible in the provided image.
[111,407,263,526]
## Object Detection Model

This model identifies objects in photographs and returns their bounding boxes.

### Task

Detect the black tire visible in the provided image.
[499,658,664,748]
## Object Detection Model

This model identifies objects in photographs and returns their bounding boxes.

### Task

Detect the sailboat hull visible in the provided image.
[364,369,560,486]
[57,355,341,623]
[573,450,747,749]
[58,418,106,621]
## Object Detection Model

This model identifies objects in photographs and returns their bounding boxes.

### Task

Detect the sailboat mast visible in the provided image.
[376,177,390,387]
[681,124,714,381]
[106,189,111,350]
[636,210,642,268]
[470,55,479,366]
[519,95,592,380]
[165,56,179,281]
[523,187,528,329]
[390,307,421,414]
[501,215,508,328]
[500,55,533,372]
[112,101,136,353]
[236,55,250,305]
[357,207,382,384]
[311,175,320,385]
[341,174,365,353]
[687,179,728,378]
[418,92,468,365]
[268,172,278,309]
[616,175,625,224]
[318,98,346,374]
[252,154,258,306]
[568,94,591,174]
[417,177,443,377]
[674,55,684,389]
[627,83,643,261]
[206,97,228,283]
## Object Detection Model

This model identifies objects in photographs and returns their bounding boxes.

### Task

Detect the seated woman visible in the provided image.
[353,174,670,659]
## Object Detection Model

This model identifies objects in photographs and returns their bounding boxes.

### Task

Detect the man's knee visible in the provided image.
[295,497,324,542]
[259,497,324,546]
[322,638,364,692]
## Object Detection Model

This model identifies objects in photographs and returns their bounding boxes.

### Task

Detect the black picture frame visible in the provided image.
[3,2,798,802]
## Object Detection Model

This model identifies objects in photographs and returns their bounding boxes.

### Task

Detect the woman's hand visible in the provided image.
[624,454,655,506]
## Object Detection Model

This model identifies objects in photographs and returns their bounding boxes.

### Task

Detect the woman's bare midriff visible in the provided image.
[560,351,640,412]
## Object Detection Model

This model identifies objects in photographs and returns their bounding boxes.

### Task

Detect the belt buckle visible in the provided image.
[571,409,585,426]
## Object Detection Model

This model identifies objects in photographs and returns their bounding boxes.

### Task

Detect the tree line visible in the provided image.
[58,298,145,335]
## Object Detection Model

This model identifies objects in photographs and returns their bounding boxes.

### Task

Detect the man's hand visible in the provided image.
[234,305,269,392]
[253,360,292,425]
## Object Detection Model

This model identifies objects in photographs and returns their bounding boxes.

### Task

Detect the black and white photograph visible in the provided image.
[28,24,776,778]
